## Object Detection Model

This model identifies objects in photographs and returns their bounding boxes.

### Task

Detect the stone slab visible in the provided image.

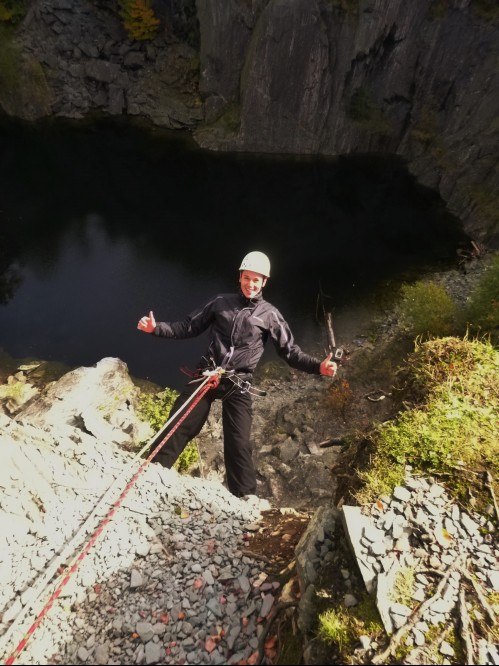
[341,505,377,594]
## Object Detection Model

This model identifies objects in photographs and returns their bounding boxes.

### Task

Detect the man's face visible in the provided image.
[239,270,267,299]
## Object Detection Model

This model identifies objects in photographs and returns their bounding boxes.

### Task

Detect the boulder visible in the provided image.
[16,357,152,447]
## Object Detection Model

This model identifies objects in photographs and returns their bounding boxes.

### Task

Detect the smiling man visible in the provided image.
[137,251,337,501]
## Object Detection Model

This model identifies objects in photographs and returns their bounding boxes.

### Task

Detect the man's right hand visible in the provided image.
[137,310,156,333]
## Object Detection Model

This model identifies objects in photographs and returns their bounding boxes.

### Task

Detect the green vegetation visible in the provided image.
[428,0,449,20]
[356,336,499,505]
[398,281,458,338]
[318,608,350,649]
[429,1,499,23]
[466,183,499,228]
[471,0,499,21]
[0,25,52,116]
[118,0,160,41]
[137,389,199,474]
[0,0,27,24]
[411,107,439,146]
[0,25,19,89]
[317,594,383,651]
[411,106,452,168]
[327,0,359,14]
[396,255,499,342]
[0,378,34,404]
[215,103,241,133]
[390,567,415,606]
[465,255,499,335]
[347,86,391,135]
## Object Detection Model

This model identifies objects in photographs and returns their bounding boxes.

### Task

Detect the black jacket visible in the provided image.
[153,291,322,376]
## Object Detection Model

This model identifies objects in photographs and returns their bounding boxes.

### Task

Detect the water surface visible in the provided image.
[0,117,467,388]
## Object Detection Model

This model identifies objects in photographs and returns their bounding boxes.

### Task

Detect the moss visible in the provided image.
[0,26,19,89]
[390,567,415,606]
[356,336,499,504]
[471,0,499,22]
[327,0,359,14]
[215,103,241,133]
[0,29,53,119]
[428,0,449,20]
[411,107,443,150]
[347,86,392,135]
[466,184,499,227]
[0,378,31,403]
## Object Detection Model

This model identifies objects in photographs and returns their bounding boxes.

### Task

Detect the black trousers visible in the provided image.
[151,378,256,497]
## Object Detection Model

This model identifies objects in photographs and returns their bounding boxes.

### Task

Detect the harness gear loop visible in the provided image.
[225,372,267,397]
[2,368,223,666]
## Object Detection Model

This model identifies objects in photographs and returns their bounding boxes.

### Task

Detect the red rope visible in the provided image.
[4,374,220,665]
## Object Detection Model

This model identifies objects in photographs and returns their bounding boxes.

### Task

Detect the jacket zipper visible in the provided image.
[230,302,256,348]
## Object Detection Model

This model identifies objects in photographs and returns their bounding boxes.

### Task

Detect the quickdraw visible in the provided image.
[2,368,223,665]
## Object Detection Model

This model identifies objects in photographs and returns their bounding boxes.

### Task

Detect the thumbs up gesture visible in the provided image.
[320,352,337,377]
[137,310,156,334]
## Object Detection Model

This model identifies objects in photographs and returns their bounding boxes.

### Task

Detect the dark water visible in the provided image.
[0,117,468,388]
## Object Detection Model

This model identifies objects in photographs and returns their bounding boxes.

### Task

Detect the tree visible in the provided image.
[119,0,160,41]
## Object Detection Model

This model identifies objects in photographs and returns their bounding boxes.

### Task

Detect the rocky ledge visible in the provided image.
[0,339,497,664]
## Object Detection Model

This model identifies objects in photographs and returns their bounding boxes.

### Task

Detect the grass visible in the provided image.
[318,608,350,649]
[356,336,499,505]
[317,594,383,653]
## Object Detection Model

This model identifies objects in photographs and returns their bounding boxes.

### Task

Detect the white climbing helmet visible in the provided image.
[239,251,271,278]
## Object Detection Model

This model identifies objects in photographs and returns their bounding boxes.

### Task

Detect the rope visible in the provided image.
[2,370,222,665]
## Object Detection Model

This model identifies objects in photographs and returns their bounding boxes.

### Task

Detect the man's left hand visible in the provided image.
[320,352,337,377]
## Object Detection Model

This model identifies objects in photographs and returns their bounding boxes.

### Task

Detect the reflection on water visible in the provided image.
[0,117,468,388]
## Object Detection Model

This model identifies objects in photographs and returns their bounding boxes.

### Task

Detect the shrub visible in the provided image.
[398,281,458,338]
[324,379,354,421]
[137,388,199,474]
[465,255,499,336]
[0,0,27,24]
[119,0,160,41]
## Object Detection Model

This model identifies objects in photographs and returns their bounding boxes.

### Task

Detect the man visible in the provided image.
[137,251,337,499]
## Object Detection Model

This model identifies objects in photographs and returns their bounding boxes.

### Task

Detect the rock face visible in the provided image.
[195,0,499,243]
[2,0,498,241]
[7,0,202,128]
[16,357,152,446]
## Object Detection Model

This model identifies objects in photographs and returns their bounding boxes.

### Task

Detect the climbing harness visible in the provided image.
[182,361,267,398]
[1,368,224,665]
[225,371,267,397]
